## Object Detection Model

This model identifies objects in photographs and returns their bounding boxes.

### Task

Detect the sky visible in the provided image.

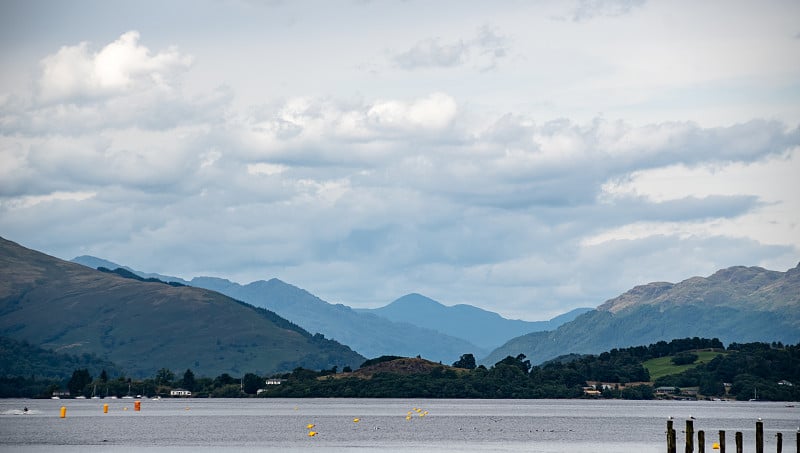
[1,0,799,320]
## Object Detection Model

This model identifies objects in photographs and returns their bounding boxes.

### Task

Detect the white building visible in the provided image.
[170,388,192,397]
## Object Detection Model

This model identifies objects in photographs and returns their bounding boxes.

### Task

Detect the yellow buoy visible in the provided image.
[353,418,360,423]
[306,424,315,429]
[123,407,128,411]
[60,406,66,418]
[406,415,412,420]
[103,404,108,414]
[308,431,317,437]
[712,442,720,450]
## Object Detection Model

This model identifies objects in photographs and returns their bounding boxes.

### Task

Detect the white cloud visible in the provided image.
[367,93,458,132]
[0,190,96,210]
[246,162,287,176]
[38,31,192,103]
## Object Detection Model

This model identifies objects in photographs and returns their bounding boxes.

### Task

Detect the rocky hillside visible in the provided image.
[483,263,800,366]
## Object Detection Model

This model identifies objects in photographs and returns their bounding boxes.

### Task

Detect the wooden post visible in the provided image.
[687,419,695,453]
[719,430,726,453]
[667,419,675,453]
[756,420,764,453]
[735,432,743,453]
[698,430,705,453]
[670,426,677,453]
[776,432,781,453]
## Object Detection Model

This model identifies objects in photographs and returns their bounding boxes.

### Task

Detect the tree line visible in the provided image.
[2,337,798,400]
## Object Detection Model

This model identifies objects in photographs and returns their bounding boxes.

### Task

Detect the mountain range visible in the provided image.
[0,237,364,378]
[483,263,800,366]
[356,293,591,349]
[71,256,584,362]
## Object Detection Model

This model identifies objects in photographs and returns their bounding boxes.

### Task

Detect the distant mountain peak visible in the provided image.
[390,293,445,308]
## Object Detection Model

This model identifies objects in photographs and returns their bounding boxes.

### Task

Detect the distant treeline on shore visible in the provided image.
[2,337,798,401]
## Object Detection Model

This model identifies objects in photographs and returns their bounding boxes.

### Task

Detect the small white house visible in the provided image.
[265,379,284,385]
[170,388,192,397]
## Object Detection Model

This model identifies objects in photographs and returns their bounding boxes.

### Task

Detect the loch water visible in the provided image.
[2,398,798,452]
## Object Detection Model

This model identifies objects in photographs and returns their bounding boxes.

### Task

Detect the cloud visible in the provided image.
[394,38,467,69]
[393,26,509,71]
[38,31,192,103]
[568,0,646,22]
[2,26,798,322]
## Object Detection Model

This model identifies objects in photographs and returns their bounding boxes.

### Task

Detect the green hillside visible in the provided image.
[643,350,726,381]
[0,237,364,378]
[483,263,800,366]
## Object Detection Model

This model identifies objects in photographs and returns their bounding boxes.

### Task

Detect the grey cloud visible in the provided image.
[393,26,509,71]
[394,38,468,69]
[569,0,646,22]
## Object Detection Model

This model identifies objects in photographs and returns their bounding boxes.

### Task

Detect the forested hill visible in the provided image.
[261,338,800,401]
[0,237,364,377]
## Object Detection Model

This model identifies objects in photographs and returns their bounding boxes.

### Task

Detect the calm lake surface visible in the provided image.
[1,398,798,452]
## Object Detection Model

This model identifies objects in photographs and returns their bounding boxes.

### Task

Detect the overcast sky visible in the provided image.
[1,0,799,320]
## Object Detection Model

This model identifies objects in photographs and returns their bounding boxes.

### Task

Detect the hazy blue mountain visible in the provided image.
[1,237,364,378]
[358,293,592,349]
[482,263,800,366]
[71,257,486,363]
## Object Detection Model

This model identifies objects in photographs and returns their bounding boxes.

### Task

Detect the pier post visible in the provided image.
[686,419,695,453]
[735,432,743,453]
[775,432,781,453]
[719,430,726,453]
[756,420,763,453]
[698,430,705,453]
[668,419,675,453]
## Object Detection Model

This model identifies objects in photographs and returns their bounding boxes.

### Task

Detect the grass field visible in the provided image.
[643,350,726,381]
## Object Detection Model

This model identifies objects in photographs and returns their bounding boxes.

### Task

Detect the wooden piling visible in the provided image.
[719,430,726,453]
[667,419,676,453]
[686,419,695,453]
[735,432,743,453]
[756,420,763,453]
[698,430,705,453]
[776,432,781,453]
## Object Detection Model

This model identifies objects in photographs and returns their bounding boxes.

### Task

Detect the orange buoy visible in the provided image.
[60,406,66,418]
[134,400,141,411]
[103,404,108,414]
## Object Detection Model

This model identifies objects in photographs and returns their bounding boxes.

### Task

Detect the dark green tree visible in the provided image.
[99,369,108,382]
[155,368,175,386]
[181,369,196,391]
[242,373,263,394]
[67,368,92,397]
[214,373,237,387]
[452,353,477,369]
